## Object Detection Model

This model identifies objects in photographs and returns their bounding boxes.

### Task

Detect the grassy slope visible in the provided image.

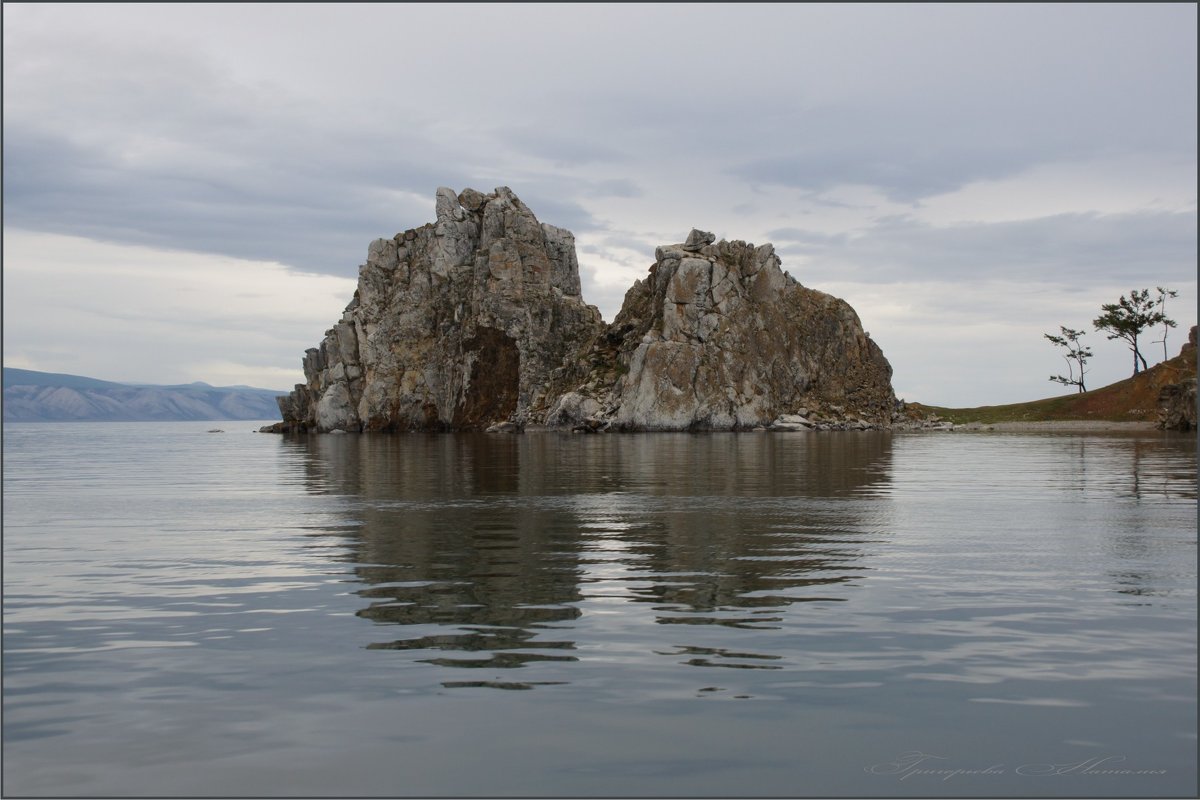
[910,349,1197,425]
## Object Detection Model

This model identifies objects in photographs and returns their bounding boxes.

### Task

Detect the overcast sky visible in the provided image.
[3,3,1196,407]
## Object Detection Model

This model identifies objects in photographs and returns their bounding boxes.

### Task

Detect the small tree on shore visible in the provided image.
[1093,289,1173,376]
[1150,286,1179,361]
[1044,326,1092,393]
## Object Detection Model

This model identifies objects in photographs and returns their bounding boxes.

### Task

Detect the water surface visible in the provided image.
[3,423,1196,797]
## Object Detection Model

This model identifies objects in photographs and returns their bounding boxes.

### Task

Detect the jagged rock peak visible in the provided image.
[682,228,716,252]
[271,187,603,432]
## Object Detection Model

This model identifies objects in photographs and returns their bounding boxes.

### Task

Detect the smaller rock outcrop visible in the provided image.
[1156,379,1196,431]
[538,230,895,430]
[1157,325,1197,432]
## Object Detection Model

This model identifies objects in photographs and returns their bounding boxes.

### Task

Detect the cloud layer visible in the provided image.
[3,4,1195,407]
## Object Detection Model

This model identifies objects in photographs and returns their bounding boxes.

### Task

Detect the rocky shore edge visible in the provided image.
[261,416,1168,435]
[896,420,1160,433]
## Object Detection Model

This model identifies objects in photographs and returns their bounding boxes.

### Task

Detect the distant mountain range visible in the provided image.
[2,368,286,422]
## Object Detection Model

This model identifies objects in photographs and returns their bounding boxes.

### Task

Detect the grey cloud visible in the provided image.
[1,40,609,276]
[729,99,1195,203]
[578,235,671,273]
[724,99,1123,203]
[588,180,642,199]
[4,4,1194,285]
[718,8,1197,204]
[765,228,853,251]
[3,122,448,273]
[494,125,630,167]
[731,148,1034,204]
[775,211,1197,286]
[586,233,659,256]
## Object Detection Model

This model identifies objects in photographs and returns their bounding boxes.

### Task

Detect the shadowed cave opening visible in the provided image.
[453,326,519,429]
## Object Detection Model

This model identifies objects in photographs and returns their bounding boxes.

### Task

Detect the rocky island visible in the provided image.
[267,187,895,433]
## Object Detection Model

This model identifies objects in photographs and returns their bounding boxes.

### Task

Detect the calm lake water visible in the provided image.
[2,422,1196,798]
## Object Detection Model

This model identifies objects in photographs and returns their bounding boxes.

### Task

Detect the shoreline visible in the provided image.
[258,419,1170,435]
[948,420,1160,433]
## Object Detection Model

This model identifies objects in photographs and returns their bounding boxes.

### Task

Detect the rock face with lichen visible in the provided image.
[270,192,895,433]
[1157,325,1197,432]
[540,231,895,431]
[273,187,603,431]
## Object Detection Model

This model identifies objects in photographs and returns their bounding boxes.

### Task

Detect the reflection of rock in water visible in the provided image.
[564,434,893,631]
[1098,435,1197,601]
[282,433,585,661]
[279,431,892,677]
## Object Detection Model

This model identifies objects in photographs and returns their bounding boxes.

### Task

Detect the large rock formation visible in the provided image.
[540,231,895,431]
[271,191,895,433]
[274,187,603,431]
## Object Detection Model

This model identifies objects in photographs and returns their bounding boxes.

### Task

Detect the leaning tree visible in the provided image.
[1093,288,1175,376]
[1044,326,1092,393]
